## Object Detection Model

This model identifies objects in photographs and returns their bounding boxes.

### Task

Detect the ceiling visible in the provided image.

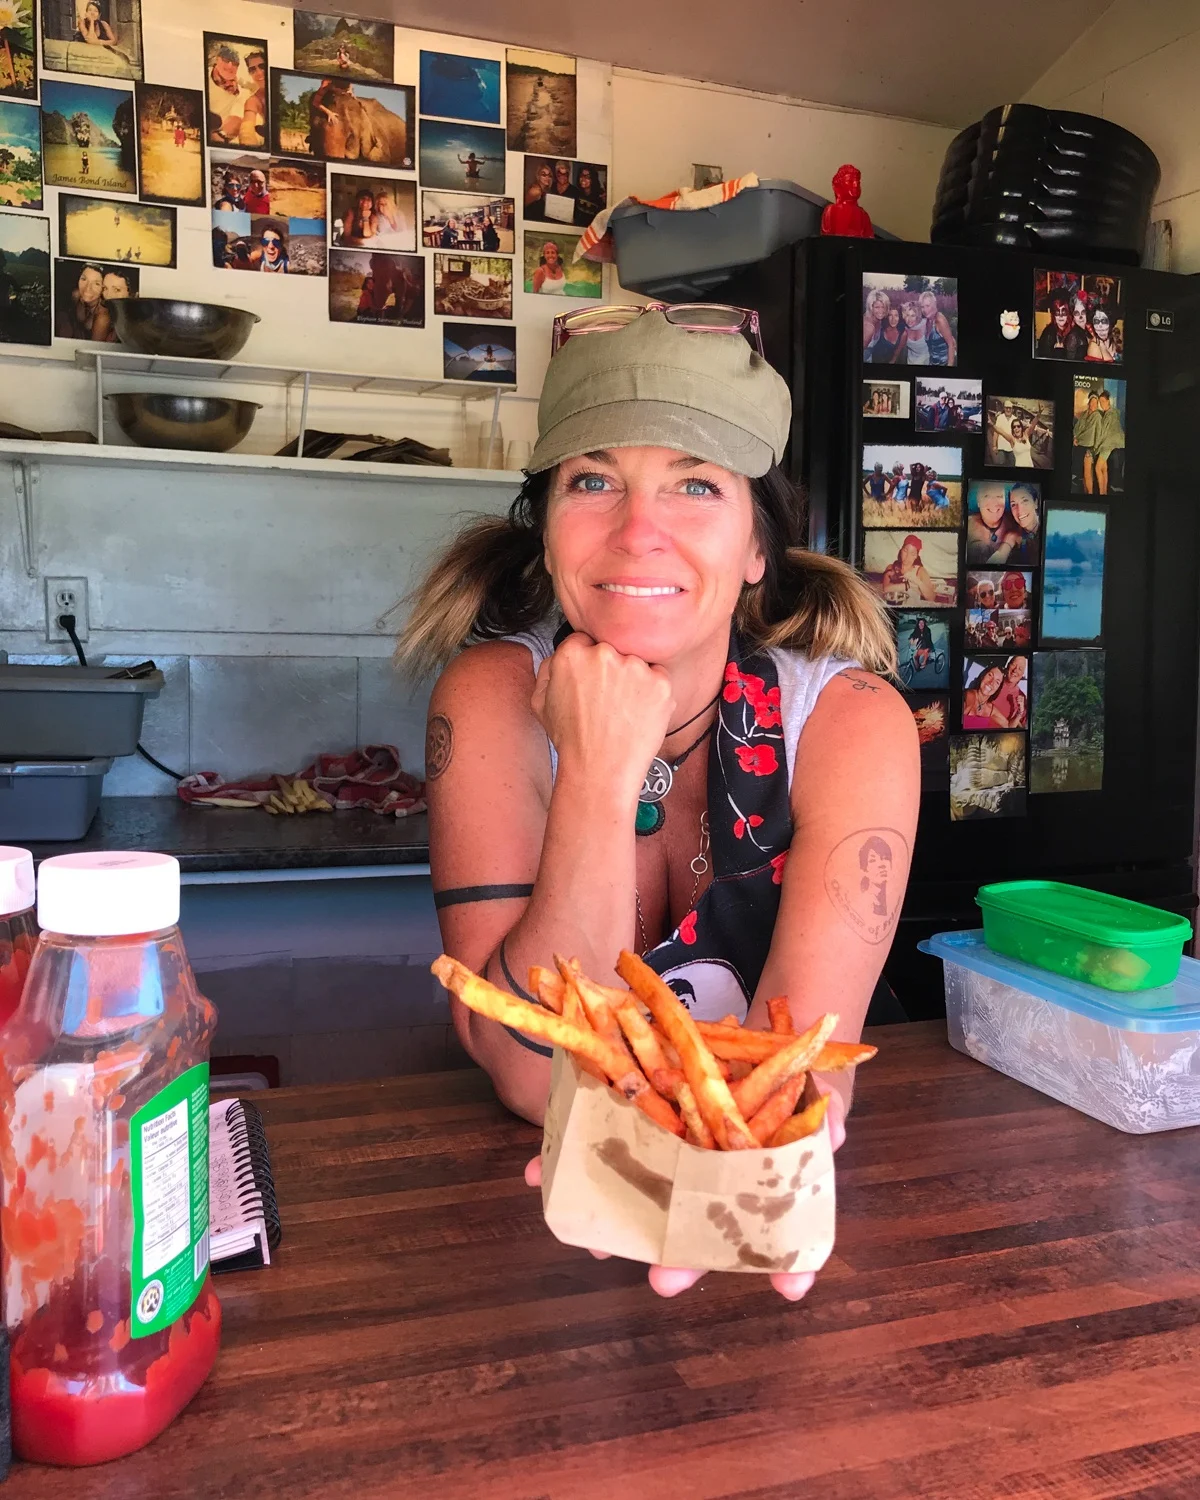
[269,0,1106,127]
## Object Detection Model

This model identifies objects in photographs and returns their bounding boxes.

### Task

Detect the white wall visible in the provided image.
[1022,0,1200,270]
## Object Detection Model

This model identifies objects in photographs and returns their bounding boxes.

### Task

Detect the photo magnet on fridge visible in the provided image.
[1030,650,1105,794]
[949,733,1027,821]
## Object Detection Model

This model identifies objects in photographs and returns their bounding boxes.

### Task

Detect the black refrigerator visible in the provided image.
[722,236,1200,1018]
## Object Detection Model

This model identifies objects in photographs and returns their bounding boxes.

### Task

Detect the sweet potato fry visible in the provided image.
[616,951,756,1150]
[730,1013,839,1119]
[747,1070,808,1146]
[529,966,565,1014]
[614,1000,673,1088]
[768,1093,830,1147]
[696,1022,877,1073]
[676,1082,717,1149]
[719,1013,740,1027]
[767,996,794,1035]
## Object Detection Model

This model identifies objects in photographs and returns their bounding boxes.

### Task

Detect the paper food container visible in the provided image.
[540,1049,836,1274]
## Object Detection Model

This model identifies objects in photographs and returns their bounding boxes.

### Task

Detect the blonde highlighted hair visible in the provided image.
[396,465,897,680]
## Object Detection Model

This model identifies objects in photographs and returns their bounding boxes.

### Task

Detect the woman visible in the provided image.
[918,290,955,366]
[524,162,553,220]
[76,0,115,44]
[999,571,1027,611]
[342,187,376,244]
[481,215,500,252]
[400,308,918,1300]
[574,165,603,226]
[1003,484,1041,564]
[862,291,898,363]
[993,655,1028,728]
[966,483,1010,565]
[881,533,937,603]
[552,159,577,205]
[1037,291,1088,359]
[892,301,927,365]
[1086,304,1120,362]
[56,262,115,342]
[962,664,1010,730]
[257,223,289,272]
[1008,418,1033,468]
[531,239,566,294]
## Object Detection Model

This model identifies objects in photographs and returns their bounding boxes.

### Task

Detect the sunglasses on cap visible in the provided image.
[551,301,763,356]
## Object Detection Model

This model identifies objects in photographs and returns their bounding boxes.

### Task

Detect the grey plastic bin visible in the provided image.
[0,666,163,759]
[0,759,113,841]
[609,179,829,301]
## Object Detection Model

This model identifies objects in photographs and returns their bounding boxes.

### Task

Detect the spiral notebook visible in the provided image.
[208,1097,282,1273]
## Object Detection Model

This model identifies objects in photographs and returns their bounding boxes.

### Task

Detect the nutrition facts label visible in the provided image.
[139,1098,192,1278]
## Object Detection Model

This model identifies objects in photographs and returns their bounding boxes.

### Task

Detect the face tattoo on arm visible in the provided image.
[425,713,454,779]
[823,828,910,945]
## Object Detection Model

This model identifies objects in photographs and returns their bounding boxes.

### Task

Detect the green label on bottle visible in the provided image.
[129,1061,210,1338]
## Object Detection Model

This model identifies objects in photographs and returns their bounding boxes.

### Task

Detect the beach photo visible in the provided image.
[1034,267,1124,362]
[909,692,950,789]
[1071,374,1126,495]
[984,394,1054,469]
[0,99,41,207]
[329,248,423,326]
[0,0,37,99]
[914,375,981,432]
[41,78,134,194]
[52,254,135,340]
[42,0,142,80]
[896,611,950,690]
[422,190,512,252]
[966,480,1042,567]
[862,272,958,367]
[862,378,909,419]
[272,71,413,169]
[522,156,607,228]
[1031,649,1105,794]
[419,50,500,124]
[330,171,415,250]
[950,733,1027,821]
[292,10,393,82]
[861,442,962,529]
[203,33,267,151]
[59,191,173,265]
[506,47,576,156]
[443,320,516,383]
[522,229,602,298]
[419,118,505,194]
[135,83,203,206]
[0,207,49,344]
[433,252,512,319]
[1041,508,1106,644]
[863,530,958,610]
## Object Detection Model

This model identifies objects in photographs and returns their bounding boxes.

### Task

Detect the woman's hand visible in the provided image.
[531,633,675,804]
[523,1087,845,1302]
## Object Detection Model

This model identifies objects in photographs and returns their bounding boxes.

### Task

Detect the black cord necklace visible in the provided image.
[636,701,718,838]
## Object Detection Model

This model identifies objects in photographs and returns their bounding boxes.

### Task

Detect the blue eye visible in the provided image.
[568,470,609,493]
[683,478,719,496]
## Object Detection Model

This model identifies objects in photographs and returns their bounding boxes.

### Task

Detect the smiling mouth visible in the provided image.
[598,584,684,598]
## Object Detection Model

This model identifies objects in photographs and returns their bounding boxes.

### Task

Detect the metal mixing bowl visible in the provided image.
[111,393,262,453]
[112,298,261,360]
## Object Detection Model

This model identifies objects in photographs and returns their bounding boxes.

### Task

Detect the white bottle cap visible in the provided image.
[37,851,181,937]
[0,847,35,918]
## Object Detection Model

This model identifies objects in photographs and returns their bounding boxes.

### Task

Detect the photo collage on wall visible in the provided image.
[860,264,1115,816]
[0,10,612,393]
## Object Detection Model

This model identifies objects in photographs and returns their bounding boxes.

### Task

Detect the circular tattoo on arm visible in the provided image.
[426,713,454,780]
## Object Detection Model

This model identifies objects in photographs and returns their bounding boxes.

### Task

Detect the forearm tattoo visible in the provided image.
[823,827,910,944]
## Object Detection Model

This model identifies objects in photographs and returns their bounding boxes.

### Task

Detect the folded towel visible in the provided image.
[178,744,426,818]
[574,172,761,264]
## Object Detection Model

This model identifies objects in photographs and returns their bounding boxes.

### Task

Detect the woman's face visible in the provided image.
[902,303,920,329]
[537,165,553,191]
[101,271,129,300]
[577,168,593,193]
[544,446,764,667]
[542,241,560,267]
[1053,299,1071,333]
[1073,298,1088,329]
[899,542,919,570]
[870,294,888,321]
[554,163,571,191]
[919,291,937,319]
[77,265,102,304]
[886,306,900,329]
[85,2,100,17]
[976,487,1006,529]
[978,667,1003,699]
[975,582,996,607]
[1001,577,1025,606]
[1093,310,1110,340]
[1010,487,1038,531]
[1010,420,1025,440]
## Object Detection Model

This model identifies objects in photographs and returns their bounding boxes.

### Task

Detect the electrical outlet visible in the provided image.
[45,576,89,643]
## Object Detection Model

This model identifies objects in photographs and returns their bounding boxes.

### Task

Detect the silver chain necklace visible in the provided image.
[635,811,710,954]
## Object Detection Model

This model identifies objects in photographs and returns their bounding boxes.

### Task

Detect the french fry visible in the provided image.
[747,1070,809,1146]
[673,1080,717,1149]
[529,966,565,1014]
[719,1013,740,1027]
[696,1022,877,1073]
[616,951,756,1150]
[768,1093,830,1148]
[614,1000,673,1089]
[730,1013,839,1120]
[767,996,794,1035]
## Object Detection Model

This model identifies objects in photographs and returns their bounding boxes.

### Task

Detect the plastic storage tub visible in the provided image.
[0,666,163,759]
[922,929,1200,1133]
[609,179,829,301]
[976,880,1191,993]
[0,760,113,841]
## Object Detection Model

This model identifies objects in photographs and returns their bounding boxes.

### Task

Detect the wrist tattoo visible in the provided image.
[425,713,454,779]
[823,827,910,945]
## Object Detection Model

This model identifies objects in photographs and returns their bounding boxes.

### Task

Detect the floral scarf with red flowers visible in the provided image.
[643,628,793,1022]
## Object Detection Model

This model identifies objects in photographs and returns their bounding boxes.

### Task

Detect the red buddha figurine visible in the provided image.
[821,164,874,238]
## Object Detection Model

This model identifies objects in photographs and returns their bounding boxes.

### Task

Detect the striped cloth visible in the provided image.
[572,171,761,264]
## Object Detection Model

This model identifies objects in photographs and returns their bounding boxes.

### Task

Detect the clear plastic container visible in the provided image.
[0,847,37,1028]
[976,880,1192,992]
[0,852,221,1466]
[922,929,1200,1134]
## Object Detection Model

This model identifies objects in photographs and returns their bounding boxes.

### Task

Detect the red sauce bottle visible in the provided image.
[0,848,36,1029]
[0,852,221,1466]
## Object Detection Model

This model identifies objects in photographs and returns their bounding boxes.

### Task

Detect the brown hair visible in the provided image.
[396,465,897,680]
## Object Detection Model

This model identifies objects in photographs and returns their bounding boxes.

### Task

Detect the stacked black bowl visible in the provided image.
[930,103,1160,265]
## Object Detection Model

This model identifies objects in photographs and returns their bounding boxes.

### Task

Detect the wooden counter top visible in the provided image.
[7,1021,1200,1498]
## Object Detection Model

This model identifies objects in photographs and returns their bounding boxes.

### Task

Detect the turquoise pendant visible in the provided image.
[635,800,665,837]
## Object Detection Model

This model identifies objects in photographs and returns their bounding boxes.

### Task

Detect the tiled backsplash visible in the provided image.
[12,652,432,793]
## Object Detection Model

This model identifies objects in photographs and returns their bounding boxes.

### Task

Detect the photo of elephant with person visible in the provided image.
[329,249,424,327]
[270,68,414,168]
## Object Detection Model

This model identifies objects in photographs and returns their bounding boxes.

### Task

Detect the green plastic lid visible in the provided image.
[976,881,1193,948]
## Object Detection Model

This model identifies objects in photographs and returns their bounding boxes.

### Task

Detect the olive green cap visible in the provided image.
[528,310,791,478]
